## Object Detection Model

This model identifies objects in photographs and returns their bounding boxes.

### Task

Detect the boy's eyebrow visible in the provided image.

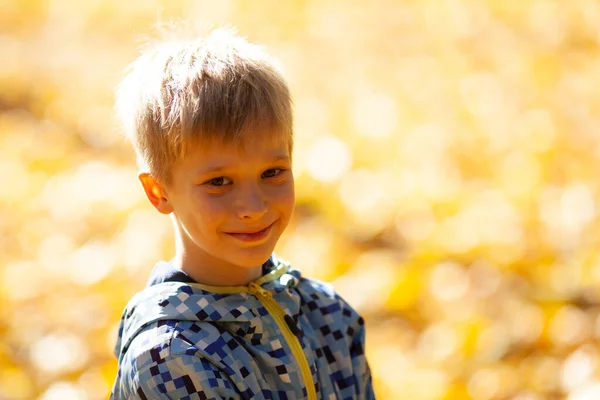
[271,155,291,163]
[199,155,291,174]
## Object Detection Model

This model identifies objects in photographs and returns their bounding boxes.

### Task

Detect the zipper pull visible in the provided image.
[248,282,273,299]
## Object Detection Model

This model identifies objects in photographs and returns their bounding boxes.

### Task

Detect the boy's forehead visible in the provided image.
[191,129,291,155]
[179,130,292,170]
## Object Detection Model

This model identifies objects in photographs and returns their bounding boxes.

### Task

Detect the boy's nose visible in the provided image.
[236,186,268,220]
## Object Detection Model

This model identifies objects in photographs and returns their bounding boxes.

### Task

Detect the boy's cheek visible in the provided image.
[200,199,230,216]
[275,185,295,207]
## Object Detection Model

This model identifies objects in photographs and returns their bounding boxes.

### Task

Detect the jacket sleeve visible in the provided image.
[350,316,376,400]
[115,353,240,400]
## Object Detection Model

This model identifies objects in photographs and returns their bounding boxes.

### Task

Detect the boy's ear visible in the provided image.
[138,173,173,214]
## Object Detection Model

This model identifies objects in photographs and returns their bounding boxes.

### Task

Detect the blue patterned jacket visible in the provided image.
[111,256,375,399]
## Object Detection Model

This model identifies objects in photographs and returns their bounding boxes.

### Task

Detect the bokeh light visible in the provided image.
[3,0,600,399]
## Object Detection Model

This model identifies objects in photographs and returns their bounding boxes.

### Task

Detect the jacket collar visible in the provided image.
[114,256,301,362]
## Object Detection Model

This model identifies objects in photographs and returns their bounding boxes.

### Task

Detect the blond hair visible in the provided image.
[115,26,293,184]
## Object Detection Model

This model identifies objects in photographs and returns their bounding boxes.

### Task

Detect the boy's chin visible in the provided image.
[227,248,275,269]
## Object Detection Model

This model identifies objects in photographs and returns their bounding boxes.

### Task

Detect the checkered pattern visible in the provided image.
[111,258,375,399]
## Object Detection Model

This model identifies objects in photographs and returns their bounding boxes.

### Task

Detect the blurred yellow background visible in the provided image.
[3,0,600,399]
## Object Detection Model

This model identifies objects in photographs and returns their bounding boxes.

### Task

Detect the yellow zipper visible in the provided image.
[248,282,316,400]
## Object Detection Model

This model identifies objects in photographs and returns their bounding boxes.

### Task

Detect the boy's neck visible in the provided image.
[172,252,263,287]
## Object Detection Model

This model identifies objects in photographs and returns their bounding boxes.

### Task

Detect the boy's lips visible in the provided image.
[225,221,276,242]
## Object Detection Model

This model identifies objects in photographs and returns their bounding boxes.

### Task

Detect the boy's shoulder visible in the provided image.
[122,260,363,329]
[112,262,370,399]
[115,261,363,356]
[291,269,366,331]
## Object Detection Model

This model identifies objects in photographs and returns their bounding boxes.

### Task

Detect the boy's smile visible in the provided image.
[225,221,276,243]
[139,133,295,286]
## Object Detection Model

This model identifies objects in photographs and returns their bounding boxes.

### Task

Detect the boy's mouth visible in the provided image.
[225,221,275,242]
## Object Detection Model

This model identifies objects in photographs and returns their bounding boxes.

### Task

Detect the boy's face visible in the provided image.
[141,132,295,280]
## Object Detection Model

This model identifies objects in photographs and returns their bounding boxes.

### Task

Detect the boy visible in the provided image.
[110,26,375,399]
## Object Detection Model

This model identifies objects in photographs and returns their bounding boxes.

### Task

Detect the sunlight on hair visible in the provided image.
[115,25,292,183]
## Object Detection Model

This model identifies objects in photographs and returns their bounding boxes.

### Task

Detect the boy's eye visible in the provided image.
[206,177,232,186]
[262,168,282,179]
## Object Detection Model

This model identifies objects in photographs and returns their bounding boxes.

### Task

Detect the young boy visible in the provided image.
[110,27,375,400]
